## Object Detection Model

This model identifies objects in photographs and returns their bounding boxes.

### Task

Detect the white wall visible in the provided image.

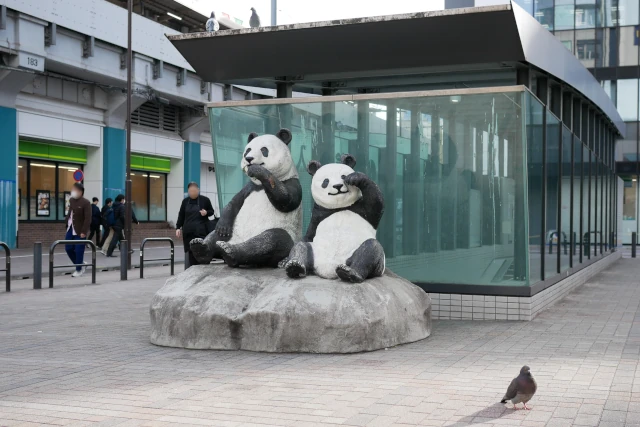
[132,129,183,159]
[200,163,220,215]
[84,144,104,205]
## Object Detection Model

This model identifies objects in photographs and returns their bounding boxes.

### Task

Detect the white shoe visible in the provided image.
[72,267,86,277]
[101,250,107,256]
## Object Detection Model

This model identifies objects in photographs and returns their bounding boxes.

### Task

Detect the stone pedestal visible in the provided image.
[150,265,431,353]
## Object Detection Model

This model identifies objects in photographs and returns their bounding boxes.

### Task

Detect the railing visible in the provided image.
[139,238,174,279]
[0,242,10,292]
[49,240,96,288]
[633,232,637,259]
[547,231,568,255]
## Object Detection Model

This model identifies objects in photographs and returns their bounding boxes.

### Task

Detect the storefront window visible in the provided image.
[18,159,27,221]
[149,174,166,221]
[130,171,166,221]
[623,179,637,220]
[30,160,56,221]
[57,164,80,220]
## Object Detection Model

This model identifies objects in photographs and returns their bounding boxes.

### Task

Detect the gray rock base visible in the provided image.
[149,265,431,353]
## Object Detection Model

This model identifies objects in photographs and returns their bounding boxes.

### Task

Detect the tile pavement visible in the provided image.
[1,259,640,426]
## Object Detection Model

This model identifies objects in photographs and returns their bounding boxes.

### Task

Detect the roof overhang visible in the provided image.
[168,3,624,135]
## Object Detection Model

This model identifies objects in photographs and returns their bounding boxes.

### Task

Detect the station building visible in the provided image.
[170,4,625,319]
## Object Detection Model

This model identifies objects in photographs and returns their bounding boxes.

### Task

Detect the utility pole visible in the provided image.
[125,0,133,269]
[271,0,277,26]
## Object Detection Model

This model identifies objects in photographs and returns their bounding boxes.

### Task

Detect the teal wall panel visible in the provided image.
[184,141,201,191]
[103,127,126,202]
[0,107,17,248]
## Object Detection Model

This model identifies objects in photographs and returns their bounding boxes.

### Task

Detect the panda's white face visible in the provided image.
[311,163,362,209]
[241,134,297,185]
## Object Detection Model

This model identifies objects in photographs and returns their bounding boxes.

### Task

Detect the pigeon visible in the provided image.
[206,12,219,32]
[249,7,261,28]
[501,365,537,410]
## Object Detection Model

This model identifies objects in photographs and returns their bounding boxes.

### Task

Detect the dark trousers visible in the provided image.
[88,225,101,247]
[65,228,85,272]
[107,226,123,256]
[99,226,111,248]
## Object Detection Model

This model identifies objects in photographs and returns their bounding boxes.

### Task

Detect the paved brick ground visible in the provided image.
[1,259,640,426]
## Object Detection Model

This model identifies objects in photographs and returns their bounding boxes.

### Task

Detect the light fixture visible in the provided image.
[633,179,637,182]
[30,163,56,168]
[167,12,182,20]
[142,174,148,177]
[18,165,22,168]
[450,95,461,103]
[150,175,160,178]
[130,173,136,176]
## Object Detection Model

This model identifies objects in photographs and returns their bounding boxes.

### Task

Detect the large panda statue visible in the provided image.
[284,154,385,283]
[190,129,302,267]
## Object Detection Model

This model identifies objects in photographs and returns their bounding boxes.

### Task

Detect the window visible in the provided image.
[623,179,637,220]
[618,0,640,26]
[616,79,639,121]
[555,30,575,53]
[555,0,575,30]
[577,38,596,60]
[575,0,598,29]
[129,171,167,221]
[619,27,639,66]
[19,158,84,221]
[535,0,554,30]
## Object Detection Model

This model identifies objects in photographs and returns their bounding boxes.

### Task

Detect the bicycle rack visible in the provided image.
[0,242,10,292]
[49,240,97,288]
[139,238,174,279]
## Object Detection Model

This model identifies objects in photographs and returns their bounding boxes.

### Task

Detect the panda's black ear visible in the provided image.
[247,132,258,143]
[276,128,292,145]
[341,154,356,168]
[307,160,322,176]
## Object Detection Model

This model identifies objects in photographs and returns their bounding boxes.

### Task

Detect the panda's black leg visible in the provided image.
[217,228,294,268]
[336,239,385,283]
[189,231,223,264]
[285,242,314,279]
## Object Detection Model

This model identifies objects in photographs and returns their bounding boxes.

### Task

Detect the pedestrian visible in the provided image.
[88,197,102,248]
[99,198,114,255]
[176,182,215,267]
[106,194,139,257]
[64,182,91,277]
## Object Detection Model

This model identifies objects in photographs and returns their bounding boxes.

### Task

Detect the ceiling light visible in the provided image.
[142,174,148,177]
[30,163,56,168]
[633,179,637,182]
[150,175,160,178]
[450,95,461,103]
[167,12,182,20]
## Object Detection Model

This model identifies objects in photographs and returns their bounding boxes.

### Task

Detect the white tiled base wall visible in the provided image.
[428,251,622,321]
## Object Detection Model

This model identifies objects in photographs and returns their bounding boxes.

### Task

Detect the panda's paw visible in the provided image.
[190,238,213,264]
[285,259,306,278]
[336,264,364,283]
[216,241,238,267]
[277,257,290,269]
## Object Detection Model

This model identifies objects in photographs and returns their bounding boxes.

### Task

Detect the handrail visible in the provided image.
[49,240,96,288]
[0,242,10,292]
[139,238,174,279]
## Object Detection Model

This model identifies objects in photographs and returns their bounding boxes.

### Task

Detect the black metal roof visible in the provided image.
[167,3,624,134]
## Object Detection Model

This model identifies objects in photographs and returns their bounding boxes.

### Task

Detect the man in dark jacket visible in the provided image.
[106,194,139,257]
[64,183,92,277]
[98,198,114,253]
[88,197,102,248]
[176,182,215,267]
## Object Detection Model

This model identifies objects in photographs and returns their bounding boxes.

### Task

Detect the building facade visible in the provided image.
[0,0,261,248]
[444,0,640,243]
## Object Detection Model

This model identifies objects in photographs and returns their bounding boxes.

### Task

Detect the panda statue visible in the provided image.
[283,154,385,283]
[190,128,302,267]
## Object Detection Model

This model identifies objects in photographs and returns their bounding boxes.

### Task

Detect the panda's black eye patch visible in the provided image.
[261,147,269,157]
[341,175,346,179]
[321,179,329,189]
[244,148,251,155]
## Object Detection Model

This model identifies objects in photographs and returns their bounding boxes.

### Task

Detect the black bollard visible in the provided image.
[33,242,42,289]
[120,240,128,280]
[633,233,637,258]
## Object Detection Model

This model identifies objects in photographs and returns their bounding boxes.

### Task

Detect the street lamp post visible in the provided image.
[125,0,133,269]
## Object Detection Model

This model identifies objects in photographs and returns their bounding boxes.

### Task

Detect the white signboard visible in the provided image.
[14,52,45,72]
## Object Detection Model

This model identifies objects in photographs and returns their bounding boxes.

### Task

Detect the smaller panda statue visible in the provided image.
[284,154,385,283]
[190,128,302,267]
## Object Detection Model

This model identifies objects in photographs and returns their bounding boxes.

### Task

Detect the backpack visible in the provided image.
[103,207,115,226]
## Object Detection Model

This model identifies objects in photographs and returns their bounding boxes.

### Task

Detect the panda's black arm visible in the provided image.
[247,165,302,212]
[302,205,334,242]
[344,172,385,229]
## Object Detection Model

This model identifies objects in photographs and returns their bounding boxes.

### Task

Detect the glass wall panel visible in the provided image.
[618,0,640,26]
[591,151,598,257]
[595,28,618,67]
[526,93,544,284]
[555,0,575,30]
[596,0,617,27]
[616,79,639,120]
[149,174,166,221]
[546,112,560,278]
[573,137,583,263]
[555,30,575,54]
[131,172,149,221]
[18,159,27,221]
[622,178,637,244]
[619,28,639,66]
[514,0,534,14]
[535,0,555,29]
[560,127,572,272]
[576,29,597,68]
[210,90,529,287]
[576,0,598,28]
[29,161,56,221]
